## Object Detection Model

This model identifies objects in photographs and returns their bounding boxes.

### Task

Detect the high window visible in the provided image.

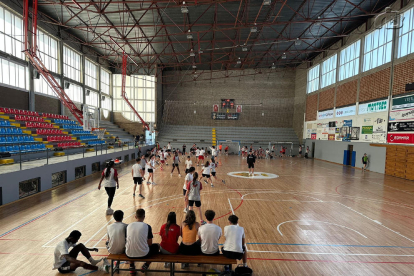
[85,90,99,107]
[101,69,110,94]
[113,75,156,123]
[0,6,24,60]
[398,7,414,58]
[363,21,393,71]
[320,54,337,88]
[37,29,58,73]
[0,56,28,90]
[63,46,81,82]
[65,83,83,103]
[339,40,360,81]
[101,95,112,110]
[307,65,320,93]
[85,59,98,89]
[34,75,59,96]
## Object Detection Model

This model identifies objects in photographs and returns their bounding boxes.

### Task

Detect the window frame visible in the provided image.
[307,64,320,94]
[63,45,81,82]
[398,6,414,58]
[320,54,337,89]
[339,40,361,81]
[85,59,98,90]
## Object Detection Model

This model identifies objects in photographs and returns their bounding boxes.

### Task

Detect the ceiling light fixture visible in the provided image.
[199,49,203,54]
[295,38,301,46]
[281,53,287,59]
[263,0,271,5]
[190,49,195,57]
[271,63,275,69]
[315,16,321,26]
[250,23,258,33]
[187,30,193,40]
[242,45,248,51]
[237,57,241,64]
[192,64,197,69]
[181,2,188,13]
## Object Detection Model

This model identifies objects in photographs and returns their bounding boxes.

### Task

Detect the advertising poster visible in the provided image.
[388,133,414,144]
[392,95,414,110]
[328,134,336,140]
[236,105,242,113]
[373,117,387,143]
[388,94,414,144]
[213,104,219,112]
[388,121,414,132]
[358,99,388,114]
[361,126,373,142]
[336,105,356,117]
[343,120,353,127]
[389,108,414,121]
[329,121,336,127]
[311,133,317,140]
[318,109,334,120]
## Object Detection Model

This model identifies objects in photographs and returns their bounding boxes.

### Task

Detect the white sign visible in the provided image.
[318,109,334,120]
[358,99,388,115]
[389,108,414,121]
[335,105,356,118]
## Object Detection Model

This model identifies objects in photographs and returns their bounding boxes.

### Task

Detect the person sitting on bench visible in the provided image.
[159,212,181,268]
[106,210,127,254]
[198,210,222,255]
[126,209,159,275]
[179,210,201,268]
[221,215,248,269]
[53,230,109,274]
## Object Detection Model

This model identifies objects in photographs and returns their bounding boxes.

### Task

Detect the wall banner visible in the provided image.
[361,126,373,134]
[388,121,414,132]
[358,99,388,114]
[392,95,414,110]
[387,133,414,144]
[311,133,317,140]
[329,121,336,127]
[389,108,414,121]
[328,134,336,140]
[343,120,353,127]
[318,109,334,120]
[336,105,356,117]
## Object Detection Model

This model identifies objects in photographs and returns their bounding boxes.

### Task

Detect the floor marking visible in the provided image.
[243,242,414,248]
[92,233,107,248]
[336,202,414,244]
[228,198,235,215]
[246,250,414,257]
[277,220,368,238]
[228,198,324,203]
[247,257,414,265]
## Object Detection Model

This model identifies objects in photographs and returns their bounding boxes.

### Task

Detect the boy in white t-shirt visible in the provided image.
[132,158,145,198]
[222,215,248,269]
[195,148,201,166]
[163,150,169,166]
[185,156,193,174]
[106,210,128,254]
[183,167,195,213]
[198,210,222,254]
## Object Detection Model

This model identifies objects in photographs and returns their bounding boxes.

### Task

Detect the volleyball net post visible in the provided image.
[217,140,241,155]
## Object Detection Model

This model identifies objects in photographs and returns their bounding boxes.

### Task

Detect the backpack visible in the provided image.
[234,265,253,276]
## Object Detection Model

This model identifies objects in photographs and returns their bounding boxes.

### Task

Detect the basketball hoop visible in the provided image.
[91,128,106,140]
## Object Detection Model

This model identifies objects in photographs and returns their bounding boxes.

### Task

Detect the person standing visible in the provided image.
[171,151,182,177]
[98,160,119,215]
[146,155,157,185]
[247,151,256,176]
[185,172,205,225]
[362,153,369,171]
[182,144,187,155]
[185,156,193,174]
[218,144,223,154]
[224,145,229,155]
[183,167,195,213]
[305,146,310,159]
[298,145,302,157]
[132,158,145,198]
[195,147,201,166]
[140,155,147,181]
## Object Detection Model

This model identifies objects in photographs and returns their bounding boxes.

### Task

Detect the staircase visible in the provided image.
[99,120,134,143]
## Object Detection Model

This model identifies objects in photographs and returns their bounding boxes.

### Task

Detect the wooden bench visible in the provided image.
[107,253,237,275]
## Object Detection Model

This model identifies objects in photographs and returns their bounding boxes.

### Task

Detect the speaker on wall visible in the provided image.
[102,95,106,101]
[86,90,90,96]
[33,70,40,79]
[64,82,70,89]
[406,83,414,92]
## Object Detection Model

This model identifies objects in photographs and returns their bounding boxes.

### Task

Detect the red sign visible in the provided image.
[311,133,317,140]
[387,133,414,144]
[213,104,219,112]
[328,134,335,140]
[236,105,242,113]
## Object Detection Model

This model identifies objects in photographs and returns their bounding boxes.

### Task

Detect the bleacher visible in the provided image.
[157,125,300,154]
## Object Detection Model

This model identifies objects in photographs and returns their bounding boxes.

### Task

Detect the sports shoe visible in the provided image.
[211,184,214,187]
[204,180,208,184]
[139,194,145,198]
[133,193,135,197]
[164,262,170,268]
[106,208,113,215]
[171,173,173,176]
[90,258,103,266]
[179,174,181,177]
[141,263,149,273]
[152,182,157,185]
[183,208,188,213]
[100,264,110,273]
[102,258,110,266]
[222,180,226,184]
[147,181,151,185]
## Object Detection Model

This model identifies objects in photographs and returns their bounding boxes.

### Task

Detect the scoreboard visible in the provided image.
[221,99,235,109]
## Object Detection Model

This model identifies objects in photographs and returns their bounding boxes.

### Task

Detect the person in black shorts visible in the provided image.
[247,150,255,176]
[182,144,186,155]
[221,215,248,269]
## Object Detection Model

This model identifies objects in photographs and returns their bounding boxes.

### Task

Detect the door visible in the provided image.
[311,142,315,158]
[347,145,353,166]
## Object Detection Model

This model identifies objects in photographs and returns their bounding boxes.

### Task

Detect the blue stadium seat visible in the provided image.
[0,137,5,143]
[6,128,12,134]
[0,128,5,134]
[0,146,6,152]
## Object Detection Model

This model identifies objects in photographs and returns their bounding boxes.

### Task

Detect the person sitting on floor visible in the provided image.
[198,210,222,256]
[106,210,127,254]
[159,212,181,268]
[126,209,159,275]
[53,230,109,274]
[221,215,248,269]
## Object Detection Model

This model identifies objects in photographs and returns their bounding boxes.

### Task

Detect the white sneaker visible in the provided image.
[90,258,103,266]
[106,208,113,215]
[100,264,110,273]
[179,174,181,177]
[152,182,157,185]
[183,208,187,213]
[102,258,110,266]
[211,184,214,187]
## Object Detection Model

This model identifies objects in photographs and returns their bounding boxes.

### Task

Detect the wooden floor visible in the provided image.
[2,154,414,275]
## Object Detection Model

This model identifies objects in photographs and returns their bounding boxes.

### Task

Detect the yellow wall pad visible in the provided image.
[34,138,43,142]
[53,152,65,157]
[53,125,60,128]
[63,132,68,135]
[23,130,32,134]
[11,123,20,127]
[72,137,77,140]
[86,148,95,152]
[46,145,53,148]
[107,146,114,149]
[0,115,9,119]
[0,159,14,165]
[122,144,128,147]
[44,120,51,123]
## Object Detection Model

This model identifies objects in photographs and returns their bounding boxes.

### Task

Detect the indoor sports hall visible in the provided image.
[1,0,414,275]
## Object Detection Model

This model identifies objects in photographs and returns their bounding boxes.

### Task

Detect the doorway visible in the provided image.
[312,142,315,159]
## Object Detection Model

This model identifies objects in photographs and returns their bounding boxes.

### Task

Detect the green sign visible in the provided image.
[392,95,414,110]
[361,126,373,134]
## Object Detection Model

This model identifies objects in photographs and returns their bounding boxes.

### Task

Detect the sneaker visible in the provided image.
[141,263,149,273]
[204,180,208,184]
[106,208,113,215]
[200,220,206,225]
[179,174,181,177]
[147,181,151,185]
[139,194,145,198]
[164,262,170,268]
[171,173,173,176]
[211,184,214,187]
[133,193,135,197]
[152,182,157,185]
[224,265,230,271]
[222,180,226,184]
[181,263,189,269]
[100,264,110,273]
[90,258,103,266]
[183,208,188,213]
[102,258,110,266]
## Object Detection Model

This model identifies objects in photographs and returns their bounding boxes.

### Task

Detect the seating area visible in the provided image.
[70,130,91,135]
[46,136,73,142]
[77,135,98,140]
[36,129,63,135]
[0,144,46,153]
[53,119,77,125]
[12,115,45,122]
[0,107,39,117]
[57,142,82,149]
[61,124,83,130]
[88,140,105,145]
[25,122,54,128]
[0,136,35,143]
[0,127,23,135]
[42,113,69,120]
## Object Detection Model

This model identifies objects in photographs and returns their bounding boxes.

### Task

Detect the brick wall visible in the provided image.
[35,94,61,114]
[318,88,335,111]
[359,68,391,102]
[0,86,29,110]
[162,69,296,128]
[305,94,318,121]
[293,65,307,142]
[336,80,358,107]
[393,59,414,96]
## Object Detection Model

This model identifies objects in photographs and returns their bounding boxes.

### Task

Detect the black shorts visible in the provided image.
[58,261,74,274]
[211,172,216,177]
[167,149,171,152]
[248,163,254,168]
[225,150,228,152]
[173,163,179,168]
[133,177,142,185]
[202,174,210,178]
[127,244,159,259]
[179,242,201,255]
[148,169,153,173]
[299,151,302,154]
[221,246,245,260]
[363,161,367,165]
[189,200,201,207]
[185,169,189,174]
[183,189,187,196]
